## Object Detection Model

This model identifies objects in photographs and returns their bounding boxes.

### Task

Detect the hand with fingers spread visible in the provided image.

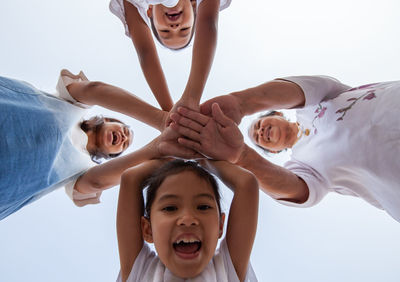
[200,94,243,124]
[170,103,245,164]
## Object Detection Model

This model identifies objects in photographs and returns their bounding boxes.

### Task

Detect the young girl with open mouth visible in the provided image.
[116,159,258,281]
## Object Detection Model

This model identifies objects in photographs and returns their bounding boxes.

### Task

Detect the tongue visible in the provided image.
[175,243,198,254]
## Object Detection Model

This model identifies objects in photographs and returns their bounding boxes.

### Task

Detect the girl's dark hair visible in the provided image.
[149,0,197,50]
[142,160,221,219]
[80,115,128,163]
[250,111,287,154]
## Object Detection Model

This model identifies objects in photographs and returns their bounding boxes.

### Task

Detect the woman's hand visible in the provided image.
[170,103,245,164]
[164,96,200,128]
[152,125,204,160]
[200,93,244,124]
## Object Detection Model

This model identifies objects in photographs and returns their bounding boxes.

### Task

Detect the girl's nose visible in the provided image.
[177,213,199,226]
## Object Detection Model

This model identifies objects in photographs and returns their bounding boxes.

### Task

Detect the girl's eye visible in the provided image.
[181,27,190,31]
[198,205,212,211]
[162,206,177,212]
[160,30,169,33]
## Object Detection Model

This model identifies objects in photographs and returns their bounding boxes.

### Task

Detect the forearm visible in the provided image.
[235,145,309,203]
[138,50,174,111]
[75,139,159,193]
[67,81,166,131]
[182,11,218,104]
[231,80,306,116]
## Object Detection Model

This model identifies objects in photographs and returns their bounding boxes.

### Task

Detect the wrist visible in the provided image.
[230,92,246,118]
[234,144,251,167]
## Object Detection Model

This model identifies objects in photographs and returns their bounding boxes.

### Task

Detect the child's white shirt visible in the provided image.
[110,0,232,38]
[116,239,258,282]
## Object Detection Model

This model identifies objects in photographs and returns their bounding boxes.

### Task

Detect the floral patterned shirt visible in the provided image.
[277,76,400,222]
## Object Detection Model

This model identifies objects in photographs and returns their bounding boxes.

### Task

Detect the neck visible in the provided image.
[288,122,300,148]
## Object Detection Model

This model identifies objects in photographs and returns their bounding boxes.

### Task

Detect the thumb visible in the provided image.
[211,103,232,127]
[200,101,212,116]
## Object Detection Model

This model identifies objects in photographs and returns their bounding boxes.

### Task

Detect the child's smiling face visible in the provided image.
[148,0,196,49]
[141,170,225,278]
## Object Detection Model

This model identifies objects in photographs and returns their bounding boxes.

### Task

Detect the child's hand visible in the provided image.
[200,94,243,124]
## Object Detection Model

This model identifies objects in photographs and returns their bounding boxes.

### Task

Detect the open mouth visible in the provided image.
[173,239,202,259]
[112,131,119,145]
[166,11,182,21]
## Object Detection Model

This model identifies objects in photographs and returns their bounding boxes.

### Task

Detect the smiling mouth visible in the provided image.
[112,131,119,145]
[173,239,202,259]
[166,11,182,21]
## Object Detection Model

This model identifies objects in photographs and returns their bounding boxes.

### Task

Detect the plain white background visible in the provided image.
[1,0,400,281]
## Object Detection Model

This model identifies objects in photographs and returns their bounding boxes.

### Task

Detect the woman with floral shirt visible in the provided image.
[169,75,400,222]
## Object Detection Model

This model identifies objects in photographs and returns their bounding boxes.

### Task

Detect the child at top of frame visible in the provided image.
[110,0,231,111]
[116,159,259,281]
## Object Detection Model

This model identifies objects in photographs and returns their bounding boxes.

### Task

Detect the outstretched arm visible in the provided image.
[117,159,166,282]
[67,80,167,131]
[181,0,220,104]
[124,0,173,111]
[203,160,258,282]
[171,105,309,203]
[200,79,306,124]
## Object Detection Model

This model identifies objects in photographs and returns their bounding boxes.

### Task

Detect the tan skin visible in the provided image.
[123,0,220,116]
[169,79,310,204]
[117,160,258,282]
[64,71,201,195]
[248,112,299,153]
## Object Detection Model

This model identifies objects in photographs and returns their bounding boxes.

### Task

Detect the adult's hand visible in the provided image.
[200,94,243,124]
[154,125,203,160]
[164,96,200,128]
[170,103,245,164]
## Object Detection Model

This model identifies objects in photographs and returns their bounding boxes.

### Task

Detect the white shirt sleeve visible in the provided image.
[64,171,102,207]
[55,69,92,109]
[217,239,258,282]
[279,75,351,106]
[278,158,330,208]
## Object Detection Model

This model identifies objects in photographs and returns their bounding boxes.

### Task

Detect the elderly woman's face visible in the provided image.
[96,121,133,155]
[249,115,297,153]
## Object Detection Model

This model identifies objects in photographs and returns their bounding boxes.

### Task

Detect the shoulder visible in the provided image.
[122,243,164,282]
[205,239,257,282]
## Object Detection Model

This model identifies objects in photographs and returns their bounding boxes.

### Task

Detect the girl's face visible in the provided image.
[249,114,298,153]
[96,121,133,155]
[149,0,196,49]
[142,170,224,278]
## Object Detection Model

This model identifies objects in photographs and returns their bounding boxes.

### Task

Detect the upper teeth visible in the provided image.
[175,238,200,244]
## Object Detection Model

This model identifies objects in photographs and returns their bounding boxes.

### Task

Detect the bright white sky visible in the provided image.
[1,0,400,281]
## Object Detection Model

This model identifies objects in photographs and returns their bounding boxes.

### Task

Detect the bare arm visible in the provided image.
[180,0,220,105]
[171,105,309,203]
[67,81,166,131]
[117,160,165,282]
[204,161,258,282]
[124,0,173,111]
[201,80,306,124]
[235,145,309,203]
